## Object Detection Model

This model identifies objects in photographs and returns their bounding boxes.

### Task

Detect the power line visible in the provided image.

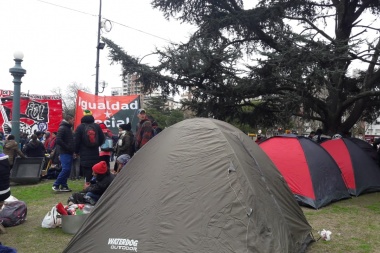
[109,20,174,43]
[35,0,177,44]
[36,0,96,17]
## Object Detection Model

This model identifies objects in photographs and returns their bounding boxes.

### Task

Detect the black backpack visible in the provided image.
[83,123,99,147]
[0,201,28,227]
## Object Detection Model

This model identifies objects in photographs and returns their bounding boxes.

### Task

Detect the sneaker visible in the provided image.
[52,186,60,192]
[84,195,97,205]
[60,186,72,192]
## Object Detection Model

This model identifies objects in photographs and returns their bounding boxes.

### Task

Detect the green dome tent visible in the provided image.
[64,118,313,253]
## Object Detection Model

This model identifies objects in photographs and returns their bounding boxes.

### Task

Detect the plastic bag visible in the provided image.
[4,195,19,203]
[41,206,61,228]
[100,137,114,151]
[319,229,332,241]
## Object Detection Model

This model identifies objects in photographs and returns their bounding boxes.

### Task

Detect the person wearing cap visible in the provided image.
[67,161,114,205]
[135,109,154,152]
[74,110,105,185]
[85,160,114,204]
[115,123,134,157]
[114,154,131,174]
[112,123,134,172]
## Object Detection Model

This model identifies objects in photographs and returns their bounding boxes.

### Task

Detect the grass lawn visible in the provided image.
[0,180,84,253]
[1,180,380,253]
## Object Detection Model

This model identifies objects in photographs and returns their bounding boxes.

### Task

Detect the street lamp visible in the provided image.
[9,51,26,143]
[98,81,108,93]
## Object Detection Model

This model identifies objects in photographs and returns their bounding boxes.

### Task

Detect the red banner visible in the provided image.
[0,89,63,135]
[75,90,141,134]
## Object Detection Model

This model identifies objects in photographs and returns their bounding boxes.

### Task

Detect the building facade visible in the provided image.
[111,73,180,110]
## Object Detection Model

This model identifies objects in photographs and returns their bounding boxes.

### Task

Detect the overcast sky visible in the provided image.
[0,0,196,96]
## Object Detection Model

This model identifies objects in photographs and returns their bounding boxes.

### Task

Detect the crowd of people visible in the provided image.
[0,108,160,210]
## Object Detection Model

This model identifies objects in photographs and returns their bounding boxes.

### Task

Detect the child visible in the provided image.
[67,161,114,205]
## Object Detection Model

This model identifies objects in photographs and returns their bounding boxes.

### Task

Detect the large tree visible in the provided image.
[51,82,90,116]
[104,0,380,134]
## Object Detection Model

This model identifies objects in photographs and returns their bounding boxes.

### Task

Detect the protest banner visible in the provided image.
[75,90,141,134]
[0,89,63,135]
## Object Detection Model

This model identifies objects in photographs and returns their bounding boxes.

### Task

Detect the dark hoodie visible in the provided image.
[74,115,105,167]
[84,171,114,196]
[56,119,75,155]
[0,154,11,201]
[23,139,46,157]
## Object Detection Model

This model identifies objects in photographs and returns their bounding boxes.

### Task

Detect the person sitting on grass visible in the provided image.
[67,161,114,205]
[23,134,46,157]
[112,154,130,175]
[3,134,26,169]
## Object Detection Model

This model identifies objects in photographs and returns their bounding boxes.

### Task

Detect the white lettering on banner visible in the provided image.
[108,238,138,252]
[79,97,138,111]
[0,89,61,100]
[95,117,130,128]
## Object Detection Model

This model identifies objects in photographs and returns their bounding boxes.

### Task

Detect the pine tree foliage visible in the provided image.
[104,0,380,134]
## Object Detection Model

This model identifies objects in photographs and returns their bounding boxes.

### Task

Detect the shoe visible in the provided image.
[52,186,60,192]
[60,186,72,192]
[84,195,97,205]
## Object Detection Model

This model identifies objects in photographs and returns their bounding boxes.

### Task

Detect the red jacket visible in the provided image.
[44,136,56,153]
[135,119,153,151]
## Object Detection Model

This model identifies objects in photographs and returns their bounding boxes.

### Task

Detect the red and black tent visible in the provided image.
[259,135,350,209]
[321,138,380,196]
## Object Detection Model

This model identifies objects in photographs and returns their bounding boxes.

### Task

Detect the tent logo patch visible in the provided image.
[108,238,138,252]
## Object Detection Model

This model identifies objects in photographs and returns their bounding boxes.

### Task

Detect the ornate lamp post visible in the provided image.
[9,51,26,143]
